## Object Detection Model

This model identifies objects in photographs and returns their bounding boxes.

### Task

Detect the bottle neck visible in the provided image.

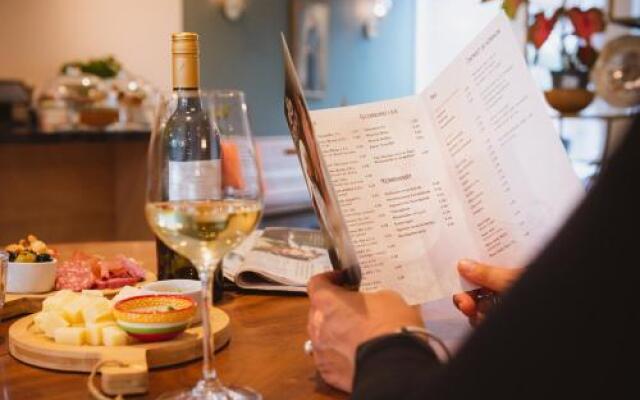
[171,48,200,92]
[173,88,202,110]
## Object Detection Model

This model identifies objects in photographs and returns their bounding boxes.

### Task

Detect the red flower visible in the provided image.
[529,11,560,49]
[566,7,606,43]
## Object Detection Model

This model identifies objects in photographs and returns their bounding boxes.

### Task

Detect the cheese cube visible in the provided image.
[81,290,104,297]
[85,321,116,346]
[34,311,70,338]
[62,296,90,324]
[81,297,113,324]
[102,325,128,346]
[54,327,86,346]
[42,290,79,312]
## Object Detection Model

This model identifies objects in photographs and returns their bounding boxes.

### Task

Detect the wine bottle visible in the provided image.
[155,32,224,303]
[156,238,224,303]
[156,239,198,280]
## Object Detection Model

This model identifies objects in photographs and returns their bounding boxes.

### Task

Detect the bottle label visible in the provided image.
[168,160,222,200]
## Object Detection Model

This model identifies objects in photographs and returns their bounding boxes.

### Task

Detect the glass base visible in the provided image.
[157,379,262,400]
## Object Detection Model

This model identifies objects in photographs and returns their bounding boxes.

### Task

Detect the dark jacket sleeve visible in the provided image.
[352,117,640,400]
[353,334,442,399]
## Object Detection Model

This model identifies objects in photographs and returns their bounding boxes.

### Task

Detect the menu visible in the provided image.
[283,14,584,305]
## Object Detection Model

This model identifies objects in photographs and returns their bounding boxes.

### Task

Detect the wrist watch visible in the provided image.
[304,327,451,361]
[398,326,451,361]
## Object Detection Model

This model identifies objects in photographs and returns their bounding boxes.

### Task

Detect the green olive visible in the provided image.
[15,251,37,263]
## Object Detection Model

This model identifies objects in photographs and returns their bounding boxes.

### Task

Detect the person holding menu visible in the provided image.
[280,13,637,398]
[307,116,640,399]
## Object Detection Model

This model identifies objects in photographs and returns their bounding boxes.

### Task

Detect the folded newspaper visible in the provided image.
[223,228,332,292]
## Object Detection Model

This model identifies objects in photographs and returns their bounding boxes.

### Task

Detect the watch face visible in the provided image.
[223,0,246,21]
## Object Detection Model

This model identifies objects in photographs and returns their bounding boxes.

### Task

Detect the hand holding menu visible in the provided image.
[283,14,584,305]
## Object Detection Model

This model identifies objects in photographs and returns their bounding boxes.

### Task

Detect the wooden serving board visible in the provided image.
[1,271,157,320]
[8,306,230,396]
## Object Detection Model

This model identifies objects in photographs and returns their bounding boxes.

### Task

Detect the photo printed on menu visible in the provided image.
[281,33,361,289]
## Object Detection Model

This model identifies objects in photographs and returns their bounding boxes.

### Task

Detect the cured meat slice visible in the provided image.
[55,263,94,291]
[55,251,145,291]
[115,255,146,279]
[93,276,141,289]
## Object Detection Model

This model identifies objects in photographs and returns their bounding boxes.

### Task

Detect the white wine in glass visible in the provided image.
[147,200,262,266]
[146,32,263,400]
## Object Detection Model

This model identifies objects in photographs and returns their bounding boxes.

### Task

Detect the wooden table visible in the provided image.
[0,241,469,399]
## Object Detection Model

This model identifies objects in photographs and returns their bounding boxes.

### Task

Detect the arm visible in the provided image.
[351,117,640,399]
[351,261,522,399]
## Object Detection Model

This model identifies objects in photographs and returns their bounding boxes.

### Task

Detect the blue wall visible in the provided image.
[184,0,415,135]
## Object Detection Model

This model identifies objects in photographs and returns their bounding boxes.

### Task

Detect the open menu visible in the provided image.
[283,13,584,305]
[223,228,332,292]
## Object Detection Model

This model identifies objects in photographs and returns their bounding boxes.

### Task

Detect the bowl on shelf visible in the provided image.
[544,88,595,114]
[7,260,57,293]
[113,294,196,342]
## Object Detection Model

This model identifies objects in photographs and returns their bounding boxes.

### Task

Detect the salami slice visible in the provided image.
[55,264,94,291]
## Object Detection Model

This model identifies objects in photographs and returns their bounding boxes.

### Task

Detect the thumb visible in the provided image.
[307,270,343,296]
[457,260,521,292]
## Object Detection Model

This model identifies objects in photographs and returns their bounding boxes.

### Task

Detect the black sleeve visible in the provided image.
[353,334,442,399]
[352,117,640,400]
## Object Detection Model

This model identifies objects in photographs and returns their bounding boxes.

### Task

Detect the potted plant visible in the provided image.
[489,0,606,113]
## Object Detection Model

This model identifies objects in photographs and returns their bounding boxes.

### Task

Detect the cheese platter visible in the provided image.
[9,306,230,396]
[8,289,230,396]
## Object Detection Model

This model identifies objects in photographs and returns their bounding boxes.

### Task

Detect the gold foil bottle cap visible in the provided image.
[171,32,200,89]
[171,32,199,54]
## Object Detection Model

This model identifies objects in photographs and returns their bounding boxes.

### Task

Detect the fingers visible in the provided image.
[308,272,343,346]
[453,292,476,317]
[307,270,342,296]
[307,307,323,343]
[469,313,485,327]
[457,259,523,292]
[313,348,353,393]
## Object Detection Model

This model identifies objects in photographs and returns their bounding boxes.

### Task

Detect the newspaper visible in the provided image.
[223,228,332,292]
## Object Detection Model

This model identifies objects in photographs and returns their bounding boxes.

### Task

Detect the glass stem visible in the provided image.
[199,264,222,386]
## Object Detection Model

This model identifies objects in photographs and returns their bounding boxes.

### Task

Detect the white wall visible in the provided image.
[414,0,509,92]
[0,0,183,91]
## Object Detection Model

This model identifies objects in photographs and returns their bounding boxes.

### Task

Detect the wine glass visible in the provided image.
[146,90,263,400]
[208,90,263,198]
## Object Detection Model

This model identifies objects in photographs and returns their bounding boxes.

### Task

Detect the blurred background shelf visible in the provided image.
[0,133,316,244]
[0,128,150,144]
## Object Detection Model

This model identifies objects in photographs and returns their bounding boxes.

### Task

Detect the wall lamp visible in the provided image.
[209,0,248,22]
[364,0,393,39]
